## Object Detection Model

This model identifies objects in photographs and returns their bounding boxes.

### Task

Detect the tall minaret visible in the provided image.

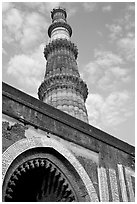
[38,8,89,123]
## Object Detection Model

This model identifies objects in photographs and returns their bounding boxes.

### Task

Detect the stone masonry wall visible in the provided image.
[2,82,135,202]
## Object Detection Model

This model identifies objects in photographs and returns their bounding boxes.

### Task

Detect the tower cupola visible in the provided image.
[51,7,67,22]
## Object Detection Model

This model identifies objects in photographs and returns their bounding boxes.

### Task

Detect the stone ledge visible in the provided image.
[2,82,135,156]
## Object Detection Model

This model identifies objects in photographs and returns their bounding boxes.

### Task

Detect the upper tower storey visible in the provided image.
[48,8,72,41]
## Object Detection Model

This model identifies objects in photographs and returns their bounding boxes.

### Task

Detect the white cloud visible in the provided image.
[127,3,135,12]
[101,91,132,126]
[7,44,45,94]
[117,37,135,62]
[107,2,135,34]
[21,2,61,13]
[3,8,23,39]
[105,2,134,63]
[2,2,13,12]
[86,93,103,126]
[102,5,112,12]
[2,28,13,43]
[67,7,77,18]
[97,71,114,90]
[97,31,103,37]
[3,6,49,51]
[106,24,122,40]
[83,2,97,12]
[106,22,135,62]
[82,61,103,87]
[82,49,130,91]
[21,12,48,50]
[86,91,134,129]
[21,2,43,9]
[2,48,7,55]
[45,2,61,12]
[95,50,124,67]
[111,66,126,77]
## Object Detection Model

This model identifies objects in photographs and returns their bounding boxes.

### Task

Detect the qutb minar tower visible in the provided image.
[38,8,89,123]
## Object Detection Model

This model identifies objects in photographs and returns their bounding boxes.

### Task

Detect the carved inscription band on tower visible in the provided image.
[38,8,89,123]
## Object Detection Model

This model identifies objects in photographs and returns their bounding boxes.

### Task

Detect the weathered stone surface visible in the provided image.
[75,156,100,200]
[109,168,119,202]
[2,82,134,156]
[2,120,27,152]
[117,164,128,202]
[2,82,135,202]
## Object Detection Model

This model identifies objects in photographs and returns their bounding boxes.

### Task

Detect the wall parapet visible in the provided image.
[2,82,135,156]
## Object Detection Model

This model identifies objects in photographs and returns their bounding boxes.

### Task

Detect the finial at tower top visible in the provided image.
[51,7,67,19]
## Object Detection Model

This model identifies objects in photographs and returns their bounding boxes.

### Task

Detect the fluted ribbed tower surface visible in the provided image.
[38,8,89,123]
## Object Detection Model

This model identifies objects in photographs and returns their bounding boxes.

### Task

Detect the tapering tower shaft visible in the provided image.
[38,8,89,123]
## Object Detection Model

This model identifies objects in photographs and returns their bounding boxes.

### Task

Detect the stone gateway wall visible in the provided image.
[2,82,135,202]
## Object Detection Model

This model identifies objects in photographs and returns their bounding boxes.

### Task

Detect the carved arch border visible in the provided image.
[2,136,99,202]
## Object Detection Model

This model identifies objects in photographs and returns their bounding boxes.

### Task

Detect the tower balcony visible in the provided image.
[48,21,72,38]
[44,38,78,60]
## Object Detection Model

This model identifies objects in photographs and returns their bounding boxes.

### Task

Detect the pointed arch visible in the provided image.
[2,135,99,202]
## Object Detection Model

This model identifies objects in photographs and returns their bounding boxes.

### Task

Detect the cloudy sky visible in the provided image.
[2,1,135,145]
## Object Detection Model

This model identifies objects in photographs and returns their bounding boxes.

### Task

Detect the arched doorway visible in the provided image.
[2,137,99,202]
[3,149,81,202]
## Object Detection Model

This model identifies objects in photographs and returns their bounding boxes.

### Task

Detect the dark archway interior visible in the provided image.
[5,158,76,202]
